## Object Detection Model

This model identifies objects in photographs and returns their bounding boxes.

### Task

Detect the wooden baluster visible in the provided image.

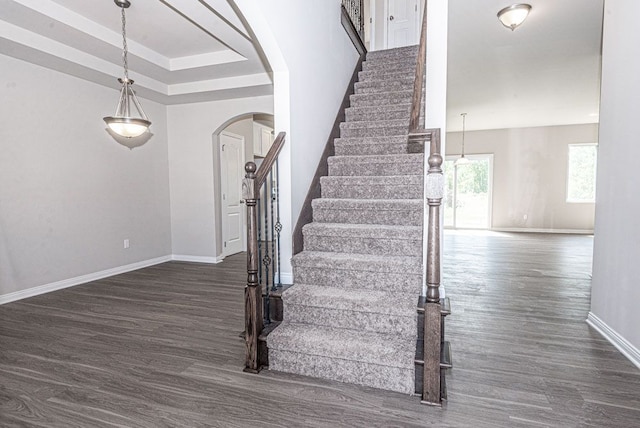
[423,131,444,405]
[243,161,263,373]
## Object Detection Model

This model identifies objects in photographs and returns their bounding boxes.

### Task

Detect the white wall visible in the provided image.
[589,0,640,362]
[231,0,360,282]
[0,54,171,299]
[167,96,273,261]
[446,124,597,231]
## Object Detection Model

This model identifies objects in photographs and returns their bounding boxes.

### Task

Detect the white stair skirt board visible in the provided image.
[0,256,171,305]
[587,312,640,371]
[171,255,224,264]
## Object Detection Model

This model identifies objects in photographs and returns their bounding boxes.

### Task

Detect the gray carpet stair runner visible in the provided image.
[268,45,423,394]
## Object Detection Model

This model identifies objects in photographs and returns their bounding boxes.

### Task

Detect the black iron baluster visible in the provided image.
[270,165,277,292]
[262,178,271,324]
[274,159,282,288]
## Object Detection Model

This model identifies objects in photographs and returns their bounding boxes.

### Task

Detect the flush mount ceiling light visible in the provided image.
[497,4,532,31]
[103,0,151,138]
[455,113,470,167]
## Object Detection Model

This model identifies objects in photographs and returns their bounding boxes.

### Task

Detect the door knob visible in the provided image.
[389,15,394,21]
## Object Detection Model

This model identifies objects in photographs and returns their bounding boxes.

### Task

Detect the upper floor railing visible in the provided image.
[341,0,365,42]
[341,0,366,55]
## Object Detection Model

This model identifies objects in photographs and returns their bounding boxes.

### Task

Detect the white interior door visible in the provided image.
[220,132,245,256]
[387,0,418,48]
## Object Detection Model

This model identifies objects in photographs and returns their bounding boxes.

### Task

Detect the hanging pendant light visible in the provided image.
[455,113,470,167]
[103,0,151,138]
[497,4,532,31]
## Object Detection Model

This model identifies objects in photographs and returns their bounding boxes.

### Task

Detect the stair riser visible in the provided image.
[321,182,423,200]
[366,46,419,60]
[340,125,407,138]
[362,60,417,73]
[350,93,413,107]
[328,160,422,176]
[345,108,411,122]
[269,350,414,394]
[334,141,409,156]
[292,266,421,291]
[358,70,416,83]
[354,81,415,94]
[284,304,417,336]
[312,206,422,226]
[303,234,422,257]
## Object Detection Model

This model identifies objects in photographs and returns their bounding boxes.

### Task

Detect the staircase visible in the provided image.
[267,45,424,394]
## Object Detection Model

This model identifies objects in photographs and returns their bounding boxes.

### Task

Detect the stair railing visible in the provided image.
[341,0,365,43]
[243,132,286,373]
[407,1,446,406]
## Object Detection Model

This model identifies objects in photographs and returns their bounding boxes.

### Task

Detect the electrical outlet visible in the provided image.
[124,239,130,249]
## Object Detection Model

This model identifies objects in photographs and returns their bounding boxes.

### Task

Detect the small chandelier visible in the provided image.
[497,4,532,31]
[103,0,151,138]
[455,113,470,167]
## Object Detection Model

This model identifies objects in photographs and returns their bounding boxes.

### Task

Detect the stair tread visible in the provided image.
[328,153,423,163]
[303,222,421,238]
[340,119,408,129]
[358,69,418,81]
[283,285,416,314]
[312,198,423,208]
[351,90,413,99]
[268,321,415,369]
[293,250,422,273]
[335,136,409,144]
[321,175,422,183]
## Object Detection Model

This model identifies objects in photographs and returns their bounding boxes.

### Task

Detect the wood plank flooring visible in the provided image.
[1,231,639,427]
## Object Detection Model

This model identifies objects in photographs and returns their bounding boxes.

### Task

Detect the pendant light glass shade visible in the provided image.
[103,0,151,138]
[104,78,151,138]
[497,4,532,31]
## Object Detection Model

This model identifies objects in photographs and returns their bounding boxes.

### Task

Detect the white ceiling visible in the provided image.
[0,0,272,105]
[0,0,604,126]
[447,0,603,132]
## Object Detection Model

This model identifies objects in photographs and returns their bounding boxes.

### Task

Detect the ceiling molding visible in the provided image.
[0,0,273,104]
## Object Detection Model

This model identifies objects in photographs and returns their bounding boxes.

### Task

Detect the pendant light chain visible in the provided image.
[103,0,151,138]
[461,113,466,157]
[121,6,129,81]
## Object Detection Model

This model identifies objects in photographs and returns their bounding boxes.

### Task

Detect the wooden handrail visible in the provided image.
[409,0,429,133]
[252,132,286,198]
[242,131,286,374]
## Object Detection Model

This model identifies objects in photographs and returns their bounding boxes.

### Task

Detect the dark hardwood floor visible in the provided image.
[1,232,639,427]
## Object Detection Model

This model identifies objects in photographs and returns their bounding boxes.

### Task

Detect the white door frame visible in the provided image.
[369,0,377,51]
[374,0,420,50]
[220,131,247,257]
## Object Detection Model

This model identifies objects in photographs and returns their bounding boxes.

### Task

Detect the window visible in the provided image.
[567,144,597,203]
[444,154,493,229]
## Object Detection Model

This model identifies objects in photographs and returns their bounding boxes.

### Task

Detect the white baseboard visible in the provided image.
[491,227,593,235]
[0,255,171,305]
[171,254,224,264]
[587,312,640,370]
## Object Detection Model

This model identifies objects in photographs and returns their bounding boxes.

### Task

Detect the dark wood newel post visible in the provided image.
[423,131,444,405]
[243,161,263,373]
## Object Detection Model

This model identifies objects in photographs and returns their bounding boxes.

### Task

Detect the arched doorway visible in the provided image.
[212,113,274,259]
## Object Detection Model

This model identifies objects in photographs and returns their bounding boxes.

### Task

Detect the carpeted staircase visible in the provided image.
[268,45,423,394]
